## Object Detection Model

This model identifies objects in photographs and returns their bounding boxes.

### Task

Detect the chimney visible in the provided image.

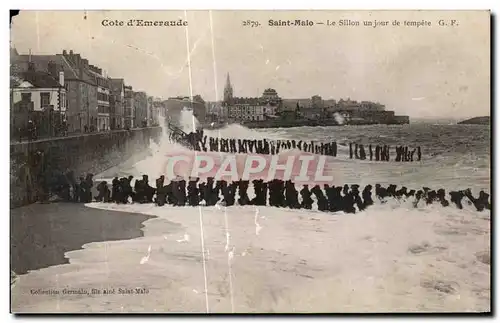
[62,50,67,55]
[75,54,81,66]
[69,50,73,55]
[82,59,88,68]
[48,60,57,77]
[59,71,64,87]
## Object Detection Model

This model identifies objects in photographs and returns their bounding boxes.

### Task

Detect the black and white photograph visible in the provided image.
[9,9,491,313]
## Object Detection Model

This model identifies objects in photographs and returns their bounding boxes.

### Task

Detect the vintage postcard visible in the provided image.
[10,10,490,313]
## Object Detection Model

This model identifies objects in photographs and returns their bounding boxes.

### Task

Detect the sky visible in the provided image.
[10,10,490,118]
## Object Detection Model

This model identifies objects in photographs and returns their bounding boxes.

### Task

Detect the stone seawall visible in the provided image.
[10,127,162,208]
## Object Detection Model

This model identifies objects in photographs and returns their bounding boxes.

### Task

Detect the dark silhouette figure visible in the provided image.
[311,185,328,211]
[95,181,110,202]
[362,185,374,209]
[449,190,465,209]
[436,189,449,207]
[300,185,314,209]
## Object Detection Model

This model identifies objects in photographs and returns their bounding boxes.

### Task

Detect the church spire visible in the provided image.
[223,72,233,103]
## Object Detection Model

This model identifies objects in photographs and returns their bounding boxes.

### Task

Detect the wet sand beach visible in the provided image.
[11,203,154,275]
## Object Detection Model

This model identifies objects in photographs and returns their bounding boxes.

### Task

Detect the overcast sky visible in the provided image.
[11,10,490,118]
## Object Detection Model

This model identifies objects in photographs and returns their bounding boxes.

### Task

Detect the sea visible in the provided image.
[10,111,491,313]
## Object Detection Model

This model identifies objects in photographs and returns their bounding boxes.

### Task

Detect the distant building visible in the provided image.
[223,73,280,122]
[134,91,148,128]
[205,101,226,122]
[124,85,134,128]
[153,97,166,120]
[311,95,324,109]
[261,88,281,106]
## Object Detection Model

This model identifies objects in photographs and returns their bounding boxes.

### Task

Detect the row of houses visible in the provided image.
[10,48,162,135]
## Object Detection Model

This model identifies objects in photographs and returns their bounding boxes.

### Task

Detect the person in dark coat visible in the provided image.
[95,181,111,202]
[155,175,166,206]
[111,177,120,203]
[142,175,155,203]
[78,176,88,203]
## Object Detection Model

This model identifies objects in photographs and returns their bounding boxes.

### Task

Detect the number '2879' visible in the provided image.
[242,20,260,28]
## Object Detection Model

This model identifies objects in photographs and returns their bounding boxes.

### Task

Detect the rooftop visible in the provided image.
[11,70,63,88]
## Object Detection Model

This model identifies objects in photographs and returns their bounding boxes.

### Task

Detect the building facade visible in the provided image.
[109,78,125,129]
[134,91,148,128]
[60,50,99,132]
[147,96,154,126]
[124,85,134,129]
[11,62,67,137]
[11,68,66,112]
[87,64,110,131]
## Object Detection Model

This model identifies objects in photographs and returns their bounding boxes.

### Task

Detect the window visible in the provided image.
[41,92,50,106]
[21,92,32,103]
[97,92,109,102]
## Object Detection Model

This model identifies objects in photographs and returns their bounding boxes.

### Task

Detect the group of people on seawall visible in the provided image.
[172,129,422,162]
[53,172,491,214]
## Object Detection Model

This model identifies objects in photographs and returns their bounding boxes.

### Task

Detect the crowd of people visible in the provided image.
[172,129,422,162]
[53,172,491,214]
